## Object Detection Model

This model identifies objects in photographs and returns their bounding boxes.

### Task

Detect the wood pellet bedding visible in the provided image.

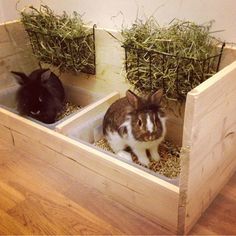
[94,138,181,178]
[56,101,82,121]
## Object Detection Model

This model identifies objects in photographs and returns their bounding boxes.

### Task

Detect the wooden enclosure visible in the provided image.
[0,20,236,234]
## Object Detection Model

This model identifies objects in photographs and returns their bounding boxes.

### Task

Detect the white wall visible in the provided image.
[0,0,235,43]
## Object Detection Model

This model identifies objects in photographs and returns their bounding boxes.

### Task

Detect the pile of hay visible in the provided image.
[121,18,224,102]
[94,138,181,179]
[21,5,95,74]
[56,102,81,121]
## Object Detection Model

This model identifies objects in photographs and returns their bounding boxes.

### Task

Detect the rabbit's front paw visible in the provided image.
[133,149,150,166]
[149,147,160,162]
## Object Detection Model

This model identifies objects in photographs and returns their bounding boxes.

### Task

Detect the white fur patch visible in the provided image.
[31,110,40,115]
[105,113,167,165]
[106,116,162,152]
[146,114,153,132]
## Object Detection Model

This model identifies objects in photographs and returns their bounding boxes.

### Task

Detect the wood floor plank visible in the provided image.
[0,209,31,234]
[7,185,121,235]
[0,180,25,211]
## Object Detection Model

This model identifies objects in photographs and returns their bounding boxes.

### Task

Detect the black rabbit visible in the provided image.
[11,69,65,124]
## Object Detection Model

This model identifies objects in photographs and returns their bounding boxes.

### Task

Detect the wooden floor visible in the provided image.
[0,139,235,235]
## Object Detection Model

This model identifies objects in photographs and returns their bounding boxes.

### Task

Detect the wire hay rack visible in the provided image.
[120,19,225,102]
[25,25,96,74]
[122,42,225,102]
[21,5,96,74]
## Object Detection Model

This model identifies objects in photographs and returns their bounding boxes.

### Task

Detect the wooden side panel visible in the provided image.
[220,45,236,70]
[0,21,38,89]
[55,92,120,133]
[60,29,127,96]
[165,102,185,146]
[179,61,236,233]
[0,21,38,81]
[0,107,179,232]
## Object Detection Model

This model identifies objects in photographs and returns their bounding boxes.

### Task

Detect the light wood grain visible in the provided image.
[0,21,38,90]
[220,44,236,70]
[0,208,31,234]
[0,123,13,145]
[190,173,236,235]
[179,60,236,233]
[56,91,120,132]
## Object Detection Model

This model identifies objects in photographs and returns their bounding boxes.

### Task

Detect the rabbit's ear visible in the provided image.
[150,89,163,105]
[126,90,140,109]
[11,71,29,85]
[41,69,51,83]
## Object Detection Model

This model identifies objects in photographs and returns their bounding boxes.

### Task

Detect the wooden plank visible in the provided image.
[0,72,17,90]
[65,181,172,235]
[165,101,185,146]
[11,129,179,232]
[0,180,25,211]
[190,174,236,235]
[185,148,236,233]
[220,45,236,70]
[179,60,236,233]
[0,23,10,43]
[55,91,120,132]
[0,42,22,59]
[0,48,38,76]
[59,28,127,96]
[0,209,31,234]
[0,123,13,145]
[0,21,38,79]
[2,20,30,49]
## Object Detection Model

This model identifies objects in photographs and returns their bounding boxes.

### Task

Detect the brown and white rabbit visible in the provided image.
[103,89,166,166]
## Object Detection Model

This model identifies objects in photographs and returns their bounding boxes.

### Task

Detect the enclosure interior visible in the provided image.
[60,96,181,186]
[0,81,103,128]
